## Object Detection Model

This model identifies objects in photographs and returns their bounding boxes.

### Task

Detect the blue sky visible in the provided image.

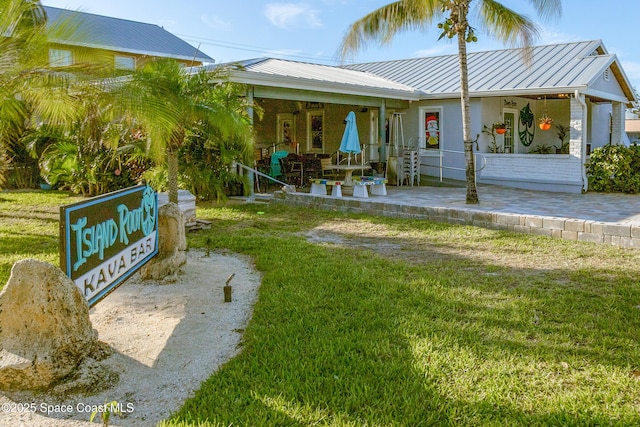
[42,1,640,90]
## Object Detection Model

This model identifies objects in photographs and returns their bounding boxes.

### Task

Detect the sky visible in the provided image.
[41,0,640,90]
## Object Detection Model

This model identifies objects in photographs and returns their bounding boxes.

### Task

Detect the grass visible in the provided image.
[2,192,640,425]
[0,190,82,283]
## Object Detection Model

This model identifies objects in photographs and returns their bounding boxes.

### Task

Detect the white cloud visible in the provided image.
[264,3,322,30]
[537,26,580,45]
[413,45,455,58]
[201,14,232,31]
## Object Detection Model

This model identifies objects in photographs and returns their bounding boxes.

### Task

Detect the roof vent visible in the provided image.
[604,68,610,82]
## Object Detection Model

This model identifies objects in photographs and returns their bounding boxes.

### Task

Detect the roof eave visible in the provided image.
[51,39,214,63]
[423,86,587,100]
[227,70,423,101]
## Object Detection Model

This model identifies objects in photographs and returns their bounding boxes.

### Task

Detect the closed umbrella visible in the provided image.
[339,111,361,165]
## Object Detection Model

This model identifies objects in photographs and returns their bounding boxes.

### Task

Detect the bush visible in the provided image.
[586,144,640,193]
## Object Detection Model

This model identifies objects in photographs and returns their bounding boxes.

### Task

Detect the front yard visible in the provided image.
[2,192,640,426]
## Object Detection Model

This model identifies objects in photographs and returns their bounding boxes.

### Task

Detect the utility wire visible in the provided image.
[175,33,358,65]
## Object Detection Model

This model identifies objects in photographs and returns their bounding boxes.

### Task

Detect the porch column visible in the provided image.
[247,87,255,196]
[610,101,625,145]
[571,92,588,192]
[379,99,386,163]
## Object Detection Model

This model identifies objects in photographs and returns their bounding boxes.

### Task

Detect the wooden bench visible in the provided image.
[353,176,388,198]
[310,179,343,197]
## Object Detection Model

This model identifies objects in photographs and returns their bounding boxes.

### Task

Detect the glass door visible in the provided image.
[503,109,517,153]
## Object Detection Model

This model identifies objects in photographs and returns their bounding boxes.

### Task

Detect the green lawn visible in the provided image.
[2,192,640,426]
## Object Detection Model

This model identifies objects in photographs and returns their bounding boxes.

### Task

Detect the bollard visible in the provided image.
[224,273,235,302]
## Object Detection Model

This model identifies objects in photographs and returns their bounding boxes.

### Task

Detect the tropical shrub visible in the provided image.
[587,144,640,193]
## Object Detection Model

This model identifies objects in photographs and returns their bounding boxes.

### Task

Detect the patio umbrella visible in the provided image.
[339,111,361,165]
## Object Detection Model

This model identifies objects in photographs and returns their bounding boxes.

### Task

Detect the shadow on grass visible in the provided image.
[168,210,640,426]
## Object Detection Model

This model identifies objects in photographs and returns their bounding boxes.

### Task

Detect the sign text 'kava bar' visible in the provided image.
[60,185,158,307]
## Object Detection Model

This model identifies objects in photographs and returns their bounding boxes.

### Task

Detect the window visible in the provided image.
[419,106,443,149]
[307,111,324,152]
[49,48,72,67]
[115,55,136,70]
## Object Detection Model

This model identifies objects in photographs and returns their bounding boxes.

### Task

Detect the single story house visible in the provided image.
[222,40,635,193]
[44,6,213,71]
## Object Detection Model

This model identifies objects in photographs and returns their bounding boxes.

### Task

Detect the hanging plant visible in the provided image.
[539,115,553,131]
[493,123,507,134]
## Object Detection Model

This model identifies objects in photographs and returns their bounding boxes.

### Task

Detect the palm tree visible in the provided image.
[0,0,105,188]
[339,0,561,204]
[122,59,253,204]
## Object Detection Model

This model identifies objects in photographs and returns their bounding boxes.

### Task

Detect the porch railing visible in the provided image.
[419,148,486,183]
[234,162,294,196]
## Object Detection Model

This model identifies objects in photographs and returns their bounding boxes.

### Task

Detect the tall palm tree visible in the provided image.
[122,59,253,204]
[340,0,561,204]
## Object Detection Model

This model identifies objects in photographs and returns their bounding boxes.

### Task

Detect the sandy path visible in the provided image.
[0,250,261,427]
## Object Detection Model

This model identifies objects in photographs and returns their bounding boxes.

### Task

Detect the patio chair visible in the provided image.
[280,154,304,187]
[269,150,289,179]
[320,157,338,179]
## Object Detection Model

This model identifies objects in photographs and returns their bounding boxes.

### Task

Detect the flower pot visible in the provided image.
[539,122,551,131]
[495,128,507,135]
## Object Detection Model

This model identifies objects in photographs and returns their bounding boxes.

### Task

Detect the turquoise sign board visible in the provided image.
[60,185,158,307]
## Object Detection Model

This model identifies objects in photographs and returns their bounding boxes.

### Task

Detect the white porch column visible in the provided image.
[610,101,625,145]
[571,92,588,192]
[247,87,255,196]
[379,99,387,163]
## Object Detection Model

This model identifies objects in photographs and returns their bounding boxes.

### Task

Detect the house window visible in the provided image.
[307,111,324,152]
[49,48,73,67]
[419,107,443,149]
[115,55,136,70]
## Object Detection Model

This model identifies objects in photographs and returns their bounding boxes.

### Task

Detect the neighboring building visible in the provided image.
[223,40,635,193]
[626,120,640,144]
[44,6,213,72]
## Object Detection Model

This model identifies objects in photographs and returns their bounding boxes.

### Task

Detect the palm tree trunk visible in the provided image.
[457,14,479,205]
[167,148,179,204]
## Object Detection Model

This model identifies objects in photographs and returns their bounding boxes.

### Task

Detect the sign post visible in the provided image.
[60,185,159,307]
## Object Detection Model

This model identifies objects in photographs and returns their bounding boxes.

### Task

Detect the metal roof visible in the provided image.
[215,58,423,100]
[345,40,635,103]
[43,6,213,64]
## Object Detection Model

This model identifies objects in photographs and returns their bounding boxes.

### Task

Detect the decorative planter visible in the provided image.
[495,128,507,135]
[539,122,552,131]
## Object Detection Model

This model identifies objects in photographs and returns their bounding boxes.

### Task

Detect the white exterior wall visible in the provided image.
[479,154,581,181]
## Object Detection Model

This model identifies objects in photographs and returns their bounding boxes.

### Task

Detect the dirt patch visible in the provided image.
[0,250,261,427]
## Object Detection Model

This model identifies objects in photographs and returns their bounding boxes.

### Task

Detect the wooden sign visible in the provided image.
[60,185,158,307]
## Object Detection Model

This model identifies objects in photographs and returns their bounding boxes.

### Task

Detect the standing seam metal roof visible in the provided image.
[216,57,423,99]
[344,40,634,101]
[43,6,213,64]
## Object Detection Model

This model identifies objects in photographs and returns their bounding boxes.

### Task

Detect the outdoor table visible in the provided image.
[331,164,371,185]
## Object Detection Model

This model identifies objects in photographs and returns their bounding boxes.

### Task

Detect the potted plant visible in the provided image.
[482,125,504,153]
[493,123,507,135]
[554,124,570,154]
[539,115,553,131]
